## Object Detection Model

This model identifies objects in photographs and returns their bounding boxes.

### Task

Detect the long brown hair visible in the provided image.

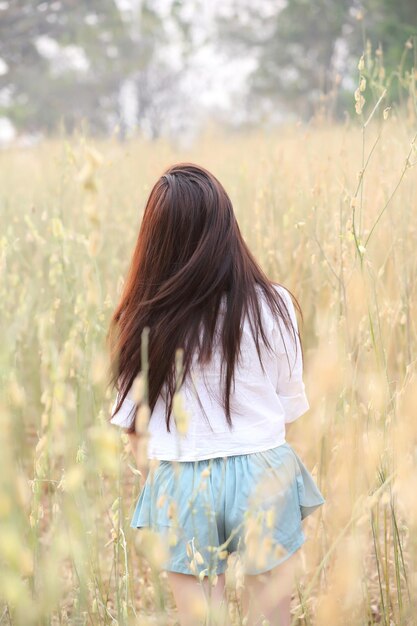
[107,162,303,434]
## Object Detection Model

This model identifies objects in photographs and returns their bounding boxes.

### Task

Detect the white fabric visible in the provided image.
[109,284,309,461]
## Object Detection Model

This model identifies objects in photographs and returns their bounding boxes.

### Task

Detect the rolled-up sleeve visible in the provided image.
[109,389,136,428]
[273,286,310,424]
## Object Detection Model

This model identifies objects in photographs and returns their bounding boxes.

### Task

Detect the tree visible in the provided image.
[0,0,131,133]
[215,0,417,121]
[0,0,197,137]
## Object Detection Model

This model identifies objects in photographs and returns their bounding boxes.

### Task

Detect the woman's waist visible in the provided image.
[146,420,286,462]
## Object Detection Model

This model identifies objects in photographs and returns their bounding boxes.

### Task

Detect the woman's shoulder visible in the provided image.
[255,282,292,312]
[253,282,297,340]
[255,281,290,296]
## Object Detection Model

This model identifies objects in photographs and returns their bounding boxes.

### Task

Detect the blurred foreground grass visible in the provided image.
[1,115,417,625]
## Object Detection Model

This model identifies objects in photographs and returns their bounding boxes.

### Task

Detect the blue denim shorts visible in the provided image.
[130,442,325,576]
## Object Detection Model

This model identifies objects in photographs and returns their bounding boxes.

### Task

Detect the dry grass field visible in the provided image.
[1,111,417,624]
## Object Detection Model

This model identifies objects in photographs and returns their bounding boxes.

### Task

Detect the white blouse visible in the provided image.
[109,284,309,461]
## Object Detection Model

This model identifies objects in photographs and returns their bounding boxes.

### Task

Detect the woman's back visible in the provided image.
[110,283,309,461]
[107,163,324,625]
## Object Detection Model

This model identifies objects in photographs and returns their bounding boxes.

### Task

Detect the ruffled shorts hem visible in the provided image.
[129,442,325,576]
[159,533,306,576]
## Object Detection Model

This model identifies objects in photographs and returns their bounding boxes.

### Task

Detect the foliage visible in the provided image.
[0,0,192,137]
[216,0,417,121]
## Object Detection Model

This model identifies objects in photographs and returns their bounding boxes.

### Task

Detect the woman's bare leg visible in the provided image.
[166,571,230,626]
[240,549,300,626]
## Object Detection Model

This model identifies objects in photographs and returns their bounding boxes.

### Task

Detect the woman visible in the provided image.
[107,162,325,625]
